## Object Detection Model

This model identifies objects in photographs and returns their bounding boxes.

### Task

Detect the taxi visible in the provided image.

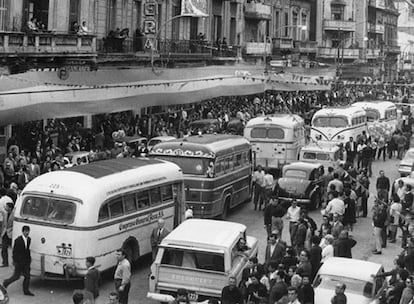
[299,142,344,171]
[314,257,387,304]
[398,148,414,177]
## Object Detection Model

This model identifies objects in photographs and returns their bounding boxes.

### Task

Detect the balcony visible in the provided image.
[365,48,381,59]
[369,0,385,10]
[384,44,400,54]
[318,47,359,59]
[368,23,384,34]
[0,31,96,56]
[245,42,272,55]
[244,2,272,20]
[272,38,293,52]
[295,41,318,53]
[323,19,356,32]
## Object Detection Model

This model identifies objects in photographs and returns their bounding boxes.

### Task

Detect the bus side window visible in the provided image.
[161,185,173,202]
[137,190,150,209]
[124,193,137,214]
[215,160,222,176]
[109,198,124,218]
[98,204,109,222]
[150,188,162,206]
[228,157,234,171]
[235,154,242,168]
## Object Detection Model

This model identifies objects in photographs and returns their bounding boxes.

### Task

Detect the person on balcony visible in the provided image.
[26,18,38,32]
[70,21,79,34]
[78,21,89,35]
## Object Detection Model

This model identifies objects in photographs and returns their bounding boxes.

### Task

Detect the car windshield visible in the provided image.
[405,151,414,159]
[314,274,373,298]
[21,196,76,224]
[313,116,348,128]
[284,169,308,179]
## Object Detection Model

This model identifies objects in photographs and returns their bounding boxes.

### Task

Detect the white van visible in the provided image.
[149,219,258,301]
[300,142,344,171]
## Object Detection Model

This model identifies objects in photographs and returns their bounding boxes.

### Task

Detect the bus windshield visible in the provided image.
[21,196,76,224]
[155,156,209,175]
[313,116,348,128]
[303,152,331,161]
[251,127,285,139]
[314,274,373,298]
[364,109,380,122]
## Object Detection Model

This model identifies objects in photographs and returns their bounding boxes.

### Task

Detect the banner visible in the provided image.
[181,0,208,17]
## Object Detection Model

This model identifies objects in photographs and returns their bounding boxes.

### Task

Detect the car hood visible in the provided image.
[315,287,372,304]
[278,178,311,195]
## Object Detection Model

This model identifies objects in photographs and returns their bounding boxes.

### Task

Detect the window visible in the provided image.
[251,127,285,139]
[161,248,225,272]
[251,128,267,138]
[364,109,380,122]
[0,0,9,31]
[109,198,123,218]
[99,205,109,221]
[331,4,344,20]
[124,194,137,213]
[155,156,207,175]
[21,197,76,224]
[137,190,150,209]
[284,169,307,179]
[161,185,173,202]
[150,188,162,206]
[235,154,242,168]
[313,116,348,128]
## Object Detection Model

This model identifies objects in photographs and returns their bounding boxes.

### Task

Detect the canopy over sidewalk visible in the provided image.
[0,65,330,125]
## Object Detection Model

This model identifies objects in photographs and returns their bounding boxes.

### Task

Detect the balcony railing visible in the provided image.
[384,44,400,54]
[158,39,212,55]
[244,2,272,20]
[318,47,359,59]
[295,41,318,53]
[366,48,381,59]
[368,23,384,34]
[0,32,96,55]
[369,0,385,9]
[245,42,272,55]
[272,38,293,52]
[323,19,356,31]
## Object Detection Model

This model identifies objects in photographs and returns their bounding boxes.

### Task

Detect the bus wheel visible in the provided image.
[311,193,321,210]
[122,238,140,265]
[220,196,231,220]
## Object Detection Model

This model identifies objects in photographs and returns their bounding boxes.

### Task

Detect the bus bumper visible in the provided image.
[37,254,81,281]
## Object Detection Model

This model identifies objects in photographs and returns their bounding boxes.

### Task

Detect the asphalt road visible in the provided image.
[0,157,403,304]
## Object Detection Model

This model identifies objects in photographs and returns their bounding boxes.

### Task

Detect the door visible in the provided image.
[69,0,80,31]
[190,17,198,40]
[0,0,9,31]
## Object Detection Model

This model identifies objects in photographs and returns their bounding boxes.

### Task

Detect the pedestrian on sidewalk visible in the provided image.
[113,249,131,304]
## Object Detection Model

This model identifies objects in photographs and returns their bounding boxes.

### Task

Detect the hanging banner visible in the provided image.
[181,0,208,17]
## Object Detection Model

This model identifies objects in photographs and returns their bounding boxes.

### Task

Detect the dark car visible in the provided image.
[275,162,324,210]
[226,119,245,135]
[189,119,221,135]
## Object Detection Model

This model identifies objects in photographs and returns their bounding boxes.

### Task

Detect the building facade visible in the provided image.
[316,0,400,81]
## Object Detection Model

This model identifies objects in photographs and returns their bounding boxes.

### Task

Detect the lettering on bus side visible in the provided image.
[107,177,167,196]
[118,210,164,231]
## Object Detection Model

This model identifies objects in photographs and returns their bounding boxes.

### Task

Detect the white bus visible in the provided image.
[352,101,398,133]
[310,107,367,143]
[244,114,305,171]
[13,158,185,279]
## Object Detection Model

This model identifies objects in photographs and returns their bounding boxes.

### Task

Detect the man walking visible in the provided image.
[252,165,265,211]
[372,201,387,255]
[3,225,34,296]
[345,137,357,165]
[84,256,101,299]
[1,202,13,267]
[286,199,301,247]
[150,219,169,261]
[376,170,390,202]
[114,249,131,304]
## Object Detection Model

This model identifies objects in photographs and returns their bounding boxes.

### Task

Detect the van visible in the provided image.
[148,219,258,301]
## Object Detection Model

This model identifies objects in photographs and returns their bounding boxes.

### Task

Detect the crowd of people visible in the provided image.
[0,82,414,304]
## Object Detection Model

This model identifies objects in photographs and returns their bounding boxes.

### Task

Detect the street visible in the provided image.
[0,157,403,304]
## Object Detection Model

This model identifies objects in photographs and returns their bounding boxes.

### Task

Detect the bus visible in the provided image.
[149,134,252,219]
[243,114,305,172]
[310,107,367,143]
[352,101,398,133]
[13,158,185,279]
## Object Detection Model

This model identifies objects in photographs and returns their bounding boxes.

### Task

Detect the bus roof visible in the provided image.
[65,158,164,179]
[245,114,304,128]
[313,106,366,117]
[161,219,246,251]
[149,134,250,158]
[352,101,396,113]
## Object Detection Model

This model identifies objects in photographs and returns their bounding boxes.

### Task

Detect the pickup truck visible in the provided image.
[149,219,258,301]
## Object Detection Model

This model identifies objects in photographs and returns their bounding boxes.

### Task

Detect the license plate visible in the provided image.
[187,291,198,301]
[57,246,72,256]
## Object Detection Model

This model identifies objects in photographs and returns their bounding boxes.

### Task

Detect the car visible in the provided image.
[299,142,344,171]
[149,219,258,301]
[189,119,221,135]
[275,162,324,209]
[399,148,414,177]
[314,257,387,304]
[147,136,176,151]
[64,151,91,167]
[225,118,244,135]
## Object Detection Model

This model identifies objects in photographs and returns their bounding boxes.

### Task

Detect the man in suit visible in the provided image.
[264,231,286,267]
[345,137,357,165]
[84,256,101,299]
[150,219,170,261]
[27,158,40,181]
[1,202,14,267]
[3,225,34,296]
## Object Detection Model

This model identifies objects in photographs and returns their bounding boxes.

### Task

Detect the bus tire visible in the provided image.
[122,237,140,265]
[220,196,231,220]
